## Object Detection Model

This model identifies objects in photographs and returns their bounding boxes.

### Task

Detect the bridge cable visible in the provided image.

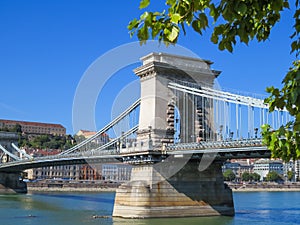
[0,144,20,161]
[11,143,33,159]
[59,99,140,155]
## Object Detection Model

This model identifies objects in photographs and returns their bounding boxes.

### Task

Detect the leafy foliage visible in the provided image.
[129,0,291,52]
[242,171,261,181]
[130,0,300,161]
[262,61,300,161]
[265,171,283,182]
[223,169,236,181]
[19,134,75,150]
[287,170,294,181]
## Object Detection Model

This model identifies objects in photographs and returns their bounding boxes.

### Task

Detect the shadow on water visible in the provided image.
[32,192,115,204]
[0,194,64,211]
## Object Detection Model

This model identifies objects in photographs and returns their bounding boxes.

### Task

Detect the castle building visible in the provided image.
[0,119,66,136]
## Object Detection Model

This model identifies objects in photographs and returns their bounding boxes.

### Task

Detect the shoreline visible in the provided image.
[228,183,300,192]
[27,187,300,193]
[26,184,300,193]
[232,187,300,192]
[27,186,117,192]
[26,180,119,193]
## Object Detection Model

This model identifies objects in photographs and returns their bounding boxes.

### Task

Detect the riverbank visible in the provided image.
[28,186,116,192]
[228,183,300,192]
[26,180,119,192]
[26,180,300,192]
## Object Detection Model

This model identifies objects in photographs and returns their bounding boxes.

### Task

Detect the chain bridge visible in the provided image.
[0,53,290,218]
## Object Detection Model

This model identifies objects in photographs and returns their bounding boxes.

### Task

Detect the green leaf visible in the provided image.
[192,20,201,33]
[237,28,249,44]
[171,13,181,24]
[225,41,233,52]
[137,25,149,44]
[219,40,225,51]
[128,19,139,30]
[283,1,290,9]
[168,26,179,42]
[139,0,150,9]
[236,2,247,16]
[211,34,218,44]
[214,26,224,35]
[272,0,284,11]
[152,21,162,38]
[199,13,208,29]
[166,0,176,5]
[140,11,149,20]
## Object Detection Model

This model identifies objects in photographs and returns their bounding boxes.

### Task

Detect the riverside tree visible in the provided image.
[223,169,236,181]
[128,0,300,161]
[266,171,282,182]
[242,172,261,182]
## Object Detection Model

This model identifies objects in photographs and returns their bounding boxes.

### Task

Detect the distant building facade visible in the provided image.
[79,164,102,180]
[27,163,131,182]
[0,119,66,136]
[295,160,300,181]
[76,130,109,145]
[222,160,253,181]
[253,159,284,181]
[31,165,80,180]
[102,164,132,181]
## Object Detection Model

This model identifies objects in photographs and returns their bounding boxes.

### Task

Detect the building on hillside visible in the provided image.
[76,130,97,139]
[253,159,284,181]
[76,130,109,145]
[0,119,66,136]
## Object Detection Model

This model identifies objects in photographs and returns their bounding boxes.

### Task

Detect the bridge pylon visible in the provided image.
[113,53,234,218]
[0,132,27,193]
[133,52,219,147]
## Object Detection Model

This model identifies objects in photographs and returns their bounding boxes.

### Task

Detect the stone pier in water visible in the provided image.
[0,172,27,193]
[113,159,234,218]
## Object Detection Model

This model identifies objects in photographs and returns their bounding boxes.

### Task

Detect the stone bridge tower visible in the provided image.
[134,52,219,148]
[113,53,234,218]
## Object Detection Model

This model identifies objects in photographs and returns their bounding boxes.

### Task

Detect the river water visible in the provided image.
[0,191,299,225]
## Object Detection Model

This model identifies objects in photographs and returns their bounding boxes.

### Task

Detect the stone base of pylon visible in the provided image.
[0,172,27,194]
[112,159,234,218]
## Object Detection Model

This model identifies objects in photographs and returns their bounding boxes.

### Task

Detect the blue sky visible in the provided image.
[0,0,296,134]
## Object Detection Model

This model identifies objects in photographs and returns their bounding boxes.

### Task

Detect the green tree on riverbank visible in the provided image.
[242,172,261,182]
[223,169,236,181]
[266,171,283,182]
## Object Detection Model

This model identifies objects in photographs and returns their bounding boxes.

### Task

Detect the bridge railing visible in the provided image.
[166,139,264,151]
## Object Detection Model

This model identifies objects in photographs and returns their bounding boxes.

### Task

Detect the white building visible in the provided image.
[295,160,300,181]
[253,159,283,181]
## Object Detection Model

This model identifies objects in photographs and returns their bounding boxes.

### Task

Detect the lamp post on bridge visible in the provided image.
[254,128,259,139]
[229,131,234,141]
[219,125,223,141]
